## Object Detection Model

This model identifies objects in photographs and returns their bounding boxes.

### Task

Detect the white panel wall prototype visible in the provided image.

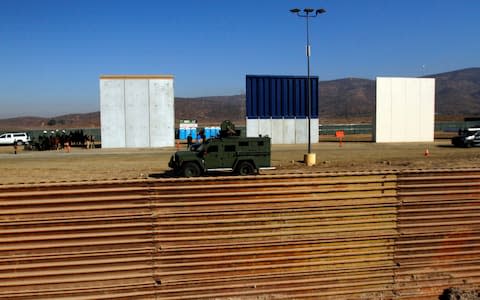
[246,119,259,138]
[258,119,272,140]
[295,119,308,144]
[283,119,296,144]
[125,80,149,148]
[100,80,126,148]
[374,77,435,143]
[310,118,319,144]
[100,75,174,148]
[246,118,319,145]
[271,119,284,144]
[149,79,174,147]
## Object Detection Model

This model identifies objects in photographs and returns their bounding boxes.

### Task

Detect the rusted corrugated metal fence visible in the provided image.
[396,170,480,299]
[1,169,479,299]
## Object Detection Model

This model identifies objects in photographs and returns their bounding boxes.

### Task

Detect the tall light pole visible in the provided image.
[290,8,326,161]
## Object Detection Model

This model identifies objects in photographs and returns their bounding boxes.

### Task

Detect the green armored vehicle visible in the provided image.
[169,121,272,177]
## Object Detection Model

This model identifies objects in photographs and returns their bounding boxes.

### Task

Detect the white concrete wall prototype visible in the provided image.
[283,119,296,144]
[246,119,259,137]
[375,77,435,143]
[246,118,318,144]
[295,118,308,144]
[149,79,174,147]
[271,119,284,144]
[100,80,126,148]
[310,118,319,143]
[100,75,174,148]
[420,79,435,140]
[125,80,150,148]
[258,119,272,139]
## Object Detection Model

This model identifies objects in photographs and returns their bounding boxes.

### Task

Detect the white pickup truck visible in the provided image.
[0,132,31,145]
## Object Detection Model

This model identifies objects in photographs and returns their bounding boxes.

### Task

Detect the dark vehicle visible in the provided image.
[452,127,480,147]
[169,120,273,177]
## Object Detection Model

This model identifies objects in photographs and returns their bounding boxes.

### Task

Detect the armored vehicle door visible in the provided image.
[203,141,237,169]
[203,143,221,169]
[220,143,237,168]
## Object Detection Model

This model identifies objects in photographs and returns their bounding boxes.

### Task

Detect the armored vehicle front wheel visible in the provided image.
[237,161,255,176]
[182,162,201,177]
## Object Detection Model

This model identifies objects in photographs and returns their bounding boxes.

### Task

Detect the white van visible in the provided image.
[0,132,31,145]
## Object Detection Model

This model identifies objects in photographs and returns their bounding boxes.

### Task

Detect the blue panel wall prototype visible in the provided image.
[246,75,319,118]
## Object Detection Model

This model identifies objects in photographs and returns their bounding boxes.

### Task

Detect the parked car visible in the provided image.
[451,128,480,147]
[0,132,31,145]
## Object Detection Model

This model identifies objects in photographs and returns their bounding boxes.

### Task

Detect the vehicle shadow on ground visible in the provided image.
[436,144,462,148]
[149,171,176,178]
[149,170,236,179]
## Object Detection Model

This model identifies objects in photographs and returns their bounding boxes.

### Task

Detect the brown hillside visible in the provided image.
[433,68,480,117]
[175,95,246,126]
[319,78,375,123]
[1,68,479,130]
[0,112,100,131]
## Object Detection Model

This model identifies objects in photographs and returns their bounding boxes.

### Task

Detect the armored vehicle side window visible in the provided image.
[239,141,249,147]
[208,145,218,152]
[225,145,236,152]
[257,141,264,146]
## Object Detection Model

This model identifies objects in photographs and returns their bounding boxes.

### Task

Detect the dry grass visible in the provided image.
[0,138,478,185]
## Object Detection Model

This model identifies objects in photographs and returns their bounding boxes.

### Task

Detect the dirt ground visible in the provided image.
[1,137,479,185]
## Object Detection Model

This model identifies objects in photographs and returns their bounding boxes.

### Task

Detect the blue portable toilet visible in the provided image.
[179,128,186,140]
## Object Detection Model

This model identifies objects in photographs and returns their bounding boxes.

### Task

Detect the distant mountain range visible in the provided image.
[432,68,480,117]
[1,67,479,130]
[174,95,246,126]
[318,67,480,123]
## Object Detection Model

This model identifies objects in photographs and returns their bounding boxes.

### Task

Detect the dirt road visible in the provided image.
[0,139,478,184]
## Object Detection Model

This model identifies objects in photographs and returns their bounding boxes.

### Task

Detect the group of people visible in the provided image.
[31,130,96,151]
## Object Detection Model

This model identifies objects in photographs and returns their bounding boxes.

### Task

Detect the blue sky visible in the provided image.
[0,0,479,118]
